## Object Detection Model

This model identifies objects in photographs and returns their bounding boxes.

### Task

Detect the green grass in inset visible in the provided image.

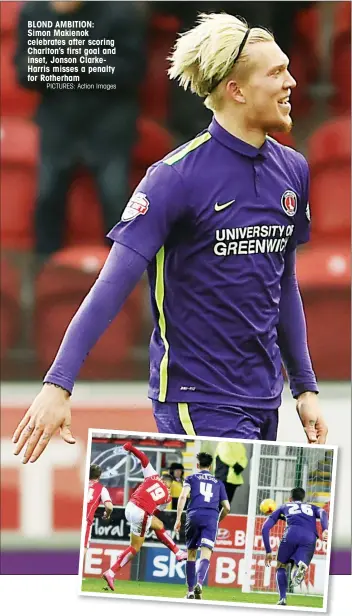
[81,578,323,608]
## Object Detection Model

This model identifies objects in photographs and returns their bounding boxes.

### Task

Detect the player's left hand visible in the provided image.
[174,519,181,532]
[296,392,328,444]
[265,553,273,567]
[102,512,111,521]
[322,529,328,542]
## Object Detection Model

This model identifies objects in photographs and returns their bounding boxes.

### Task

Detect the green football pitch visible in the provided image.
[81,578,323,608]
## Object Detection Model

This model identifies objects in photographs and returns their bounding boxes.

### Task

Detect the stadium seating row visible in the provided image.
[0,2,350,118]
[0,2,350,381]
[0,247,144,378]
[1,241,350,379]
[1,115,349,250]
[0,115,173,250]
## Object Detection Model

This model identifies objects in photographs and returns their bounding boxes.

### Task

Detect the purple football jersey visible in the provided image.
[184,470,228,513]
[108,118,311,409]
[270,501,324,538]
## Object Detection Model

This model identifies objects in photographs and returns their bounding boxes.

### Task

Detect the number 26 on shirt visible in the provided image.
[288,503,313,516]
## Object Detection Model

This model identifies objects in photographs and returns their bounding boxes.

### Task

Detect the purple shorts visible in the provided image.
[152,400,278,441]
[278,527,316,566]
[185,510,218,550]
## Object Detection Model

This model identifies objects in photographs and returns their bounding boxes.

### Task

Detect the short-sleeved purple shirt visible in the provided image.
[184,470,228,514]
[270,501,323,538]
[108,119,311,409]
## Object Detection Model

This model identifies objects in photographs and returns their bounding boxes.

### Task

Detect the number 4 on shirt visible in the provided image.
[200,481,214,502]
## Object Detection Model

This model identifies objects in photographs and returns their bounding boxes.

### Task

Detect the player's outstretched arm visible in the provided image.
[123,442,157,477]
[316,506,329,541]
[12,243,148,464]
[174,485,190,532]
[103,502,114,521]
[277,250,328,444]
[262,506,282,563]
[219,499,231,522]
[101,487,113,520]
[219,482,231,522]
[262,517,276,566]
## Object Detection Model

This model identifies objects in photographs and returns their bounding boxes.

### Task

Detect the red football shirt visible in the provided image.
[86,480,111,523]
[130,475,171,515]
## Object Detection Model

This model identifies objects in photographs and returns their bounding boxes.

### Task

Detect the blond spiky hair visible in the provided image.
[168,13,274,111]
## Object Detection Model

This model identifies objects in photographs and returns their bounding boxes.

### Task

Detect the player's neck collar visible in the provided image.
[209,118,269,159]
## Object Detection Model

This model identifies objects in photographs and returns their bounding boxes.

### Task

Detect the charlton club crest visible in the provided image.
[281,190,297,217]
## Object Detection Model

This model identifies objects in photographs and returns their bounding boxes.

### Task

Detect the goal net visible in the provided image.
[242,444,335,597]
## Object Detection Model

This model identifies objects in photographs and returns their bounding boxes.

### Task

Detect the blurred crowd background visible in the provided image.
[90,434,250,512]
[0,0,350,384]
[90,434,332,516]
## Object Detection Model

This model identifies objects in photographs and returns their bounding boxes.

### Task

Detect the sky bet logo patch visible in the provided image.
[121,192,149,222]
[281,190,297,217]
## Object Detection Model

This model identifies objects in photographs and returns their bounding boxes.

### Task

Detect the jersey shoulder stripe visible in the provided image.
[164,131,212,166]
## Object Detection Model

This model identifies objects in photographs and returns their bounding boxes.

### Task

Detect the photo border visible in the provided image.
[78,428,338,613]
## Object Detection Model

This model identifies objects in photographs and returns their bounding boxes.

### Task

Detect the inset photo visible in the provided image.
[78,431,337,612]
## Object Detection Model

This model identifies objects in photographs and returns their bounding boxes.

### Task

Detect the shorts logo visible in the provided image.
[201,538,215,548]
[281,190,297,217]
[306,202,311,221]
[122,192,149,222]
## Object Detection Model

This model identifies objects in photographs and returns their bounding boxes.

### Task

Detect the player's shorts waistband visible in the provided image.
[152,400,279,441]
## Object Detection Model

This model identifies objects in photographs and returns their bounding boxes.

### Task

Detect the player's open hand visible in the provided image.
[12,384,75,464]
[296,392,328,444]
[265,553,273,567]
[123,442,133,452]
[174,519,181,533]
[322,530,328,542]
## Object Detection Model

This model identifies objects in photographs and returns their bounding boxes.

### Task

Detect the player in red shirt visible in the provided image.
[103,442,187,590]
[85,464,113,555]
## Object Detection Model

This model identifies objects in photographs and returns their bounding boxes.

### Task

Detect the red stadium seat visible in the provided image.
[308,116,351,242]
[289,6,320,117]
[1,34,39,117]
[331,2,351,114]
[0,256,21,359]
[65,117,173,244]
[34,246,143,379]
[131,116,174,189]
[0,117,38,250]
[269,132,296,148]
[65,170,103,247]
[140,14,180,122]
[0,1,23,35]
[0,2,39,116]
[106,487,135,506]
[297,244,350,380]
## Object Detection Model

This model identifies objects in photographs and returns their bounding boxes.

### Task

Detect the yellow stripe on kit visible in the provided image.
[164,132,212,166]
[155,246,169,402]
[178,403,196,436]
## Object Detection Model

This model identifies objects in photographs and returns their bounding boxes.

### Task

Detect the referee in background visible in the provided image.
[215,441,248,505]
